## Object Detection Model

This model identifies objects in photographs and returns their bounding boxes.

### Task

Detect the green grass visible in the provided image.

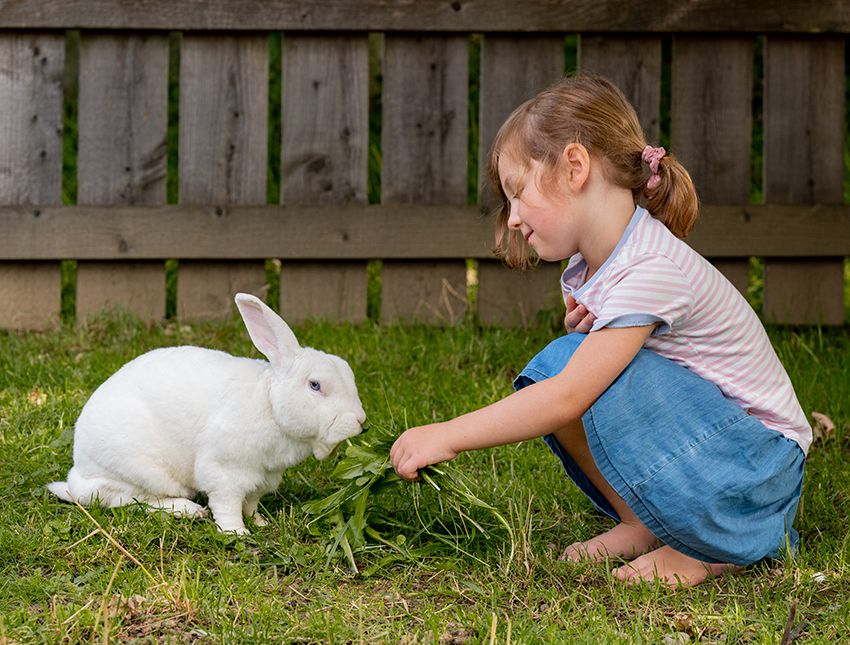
[1,314,848,642]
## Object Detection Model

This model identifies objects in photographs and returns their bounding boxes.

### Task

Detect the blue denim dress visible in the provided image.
[515,332,806,565]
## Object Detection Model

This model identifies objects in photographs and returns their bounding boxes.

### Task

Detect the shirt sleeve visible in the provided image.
[588,253,693,335]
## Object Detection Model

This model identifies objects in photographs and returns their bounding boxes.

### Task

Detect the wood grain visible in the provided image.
[0,33,63,329]
[763,36,845,324]
[280,33,369,322]
[178,33,268,320]
[77,33,168,322]
[579,35,662,144]
[380,35,469,324]
[2,1,849,33]
[671,35,753,295]
[476,34,565,325]
[1,203,848,259]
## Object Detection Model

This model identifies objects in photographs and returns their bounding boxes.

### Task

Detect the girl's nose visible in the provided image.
[507,199,522,229]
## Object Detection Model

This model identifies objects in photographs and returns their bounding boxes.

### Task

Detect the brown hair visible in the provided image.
[488,75,698,269]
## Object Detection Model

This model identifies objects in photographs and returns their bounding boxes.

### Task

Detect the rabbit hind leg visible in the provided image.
[141,497,208,519]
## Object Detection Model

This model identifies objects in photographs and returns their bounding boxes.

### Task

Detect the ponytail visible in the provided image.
[639,151,699,238]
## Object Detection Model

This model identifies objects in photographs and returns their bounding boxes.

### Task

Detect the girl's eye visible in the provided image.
[309,380,321,392]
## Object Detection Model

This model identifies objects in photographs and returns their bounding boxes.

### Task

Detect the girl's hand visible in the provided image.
[390,423,458,481]
[564,294,596,333]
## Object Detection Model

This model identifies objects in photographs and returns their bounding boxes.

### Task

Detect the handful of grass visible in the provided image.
[303,425,515,574]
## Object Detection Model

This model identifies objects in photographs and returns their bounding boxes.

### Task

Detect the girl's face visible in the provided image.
[498,154,579,262]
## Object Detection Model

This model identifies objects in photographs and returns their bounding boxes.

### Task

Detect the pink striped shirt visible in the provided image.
[562,207,811,453]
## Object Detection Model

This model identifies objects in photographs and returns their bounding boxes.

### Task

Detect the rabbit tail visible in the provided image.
[46,467,134,507]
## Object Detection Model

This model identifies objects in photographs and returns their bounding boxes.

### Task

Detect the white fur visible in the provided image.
[48,293,366,534]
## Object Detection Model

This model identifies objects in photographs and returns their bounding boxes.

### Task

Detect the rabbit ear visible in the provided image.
[234,293,300,367]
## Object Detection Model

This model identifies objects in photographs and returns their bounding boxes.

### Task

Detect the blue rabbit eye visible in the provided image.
[309,380,321,391]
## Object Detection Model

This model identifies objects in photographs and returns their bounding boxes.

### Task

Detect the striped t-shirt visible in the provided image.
[562,206,811,453]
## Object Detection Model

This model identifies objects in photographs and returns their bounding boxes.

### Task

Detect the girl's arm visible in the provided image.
[390,325,654,480]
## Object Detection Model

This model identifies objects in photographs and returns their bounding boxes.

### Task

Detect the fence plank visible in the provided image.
[178,33,268,319]
[671,35,752,295]
[579,35,661,144]
[280,34,368,323]
[3,203,849,260]
[763,36,845,324]
[476,35,564,326]
[0,33,63,329]
[3,1,850,34]
[380,35,469,324]
[77,33,168,322]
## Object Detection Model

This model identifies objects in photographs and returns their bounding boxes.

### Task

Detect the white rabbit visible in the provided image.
[48,293,366,534]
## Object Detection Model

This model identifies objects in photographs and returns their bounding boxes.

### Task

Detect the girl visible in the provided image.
[390,75,810,587]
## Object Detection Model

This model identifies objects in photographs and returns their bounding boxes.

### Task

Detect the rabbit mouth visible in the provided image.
[312,414,363,460]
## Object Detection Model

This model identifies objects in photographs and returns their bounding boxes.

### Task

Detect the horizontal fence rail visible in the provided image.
[1,2,848,328]
[1,204,849,260]
[1,1,849,33]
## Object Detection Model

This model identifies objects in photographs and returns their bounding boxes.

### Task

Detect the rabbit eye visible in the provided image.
[309,380,321,392]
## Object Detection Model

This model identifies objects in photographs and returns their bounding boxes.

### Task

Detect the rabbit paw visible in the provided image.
[147,497,208,519]
[220,526,251,536]
[250,513,269,528]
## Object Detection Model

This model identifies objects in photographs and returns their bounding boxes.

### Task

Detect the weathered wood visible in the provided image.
[671,35,752,295]
[763,36,845,325]
[2,1,850,33]
[0,33,63,330]
[380,35,468,324]
[476,34,565,325]
[280,34,369,322]
[478,262,563,327]
[77,33,168,322]
[2,203,849,259]
[178,33,268,320]
[579,35,662,143]
[279,261,367,322]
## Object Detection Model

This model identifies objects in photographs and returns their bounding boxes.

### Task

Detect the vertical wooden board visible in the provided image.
[763,36,845,324]
[280,34,368,322]
[179,34,268,320]
[76,261,164,318]
[381,260,469,326]
[579,35,662,144]
[477,35,564,325]
[77,34,168,322]
[279,262,368,323]
[478,262,563,327]
[671,36,752,296]
[380,35,468,324]
[0,34,64,330]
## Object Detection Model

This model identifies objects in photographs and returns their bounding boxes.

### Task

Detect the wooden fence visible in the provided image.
[1,1,848,329]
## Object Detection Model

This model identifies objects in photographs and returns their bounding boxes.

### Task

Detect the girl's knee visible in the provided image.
[515,332,587,388]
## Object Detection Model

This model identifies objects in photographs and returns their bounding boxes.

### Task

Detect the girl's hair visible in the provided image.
[487,75,698,269]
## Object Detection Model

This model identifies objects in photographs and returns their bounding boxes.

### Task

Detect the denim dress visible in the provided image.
[515,332,806,565]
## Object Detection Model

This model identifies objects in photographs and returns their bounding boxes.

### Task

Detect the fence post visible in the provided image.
[476,35,565,326]
[0,33,64,330]
[178,33,268,319]
[763,35,845,325]
[76,33,168,322]
[380,35,469,324]
[280,33,369,323]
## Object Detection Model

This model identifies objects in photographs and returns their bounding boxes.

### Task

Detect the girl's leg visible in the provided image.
[554,419,740,587]
[553,419,659,562]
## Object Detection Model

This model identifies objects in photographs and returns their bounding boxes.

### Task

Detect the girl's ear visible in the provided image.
[235,293,301,368]
[561,143,591,191]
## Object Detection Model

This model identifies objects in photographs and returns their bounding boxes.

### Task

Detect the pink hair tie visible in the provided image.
[642,145,666,189]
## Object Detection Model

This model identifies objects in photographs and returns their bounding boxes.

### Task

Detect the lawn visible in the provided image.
[1,312,848,643]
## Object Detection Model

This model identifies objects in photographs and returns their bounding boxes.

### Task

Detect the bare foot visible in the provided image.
[563,522,661,562]
[612,545,741,588]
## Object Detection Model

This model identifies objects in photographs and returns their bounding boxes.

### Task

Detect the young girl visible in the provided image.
[390,75,810,587]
